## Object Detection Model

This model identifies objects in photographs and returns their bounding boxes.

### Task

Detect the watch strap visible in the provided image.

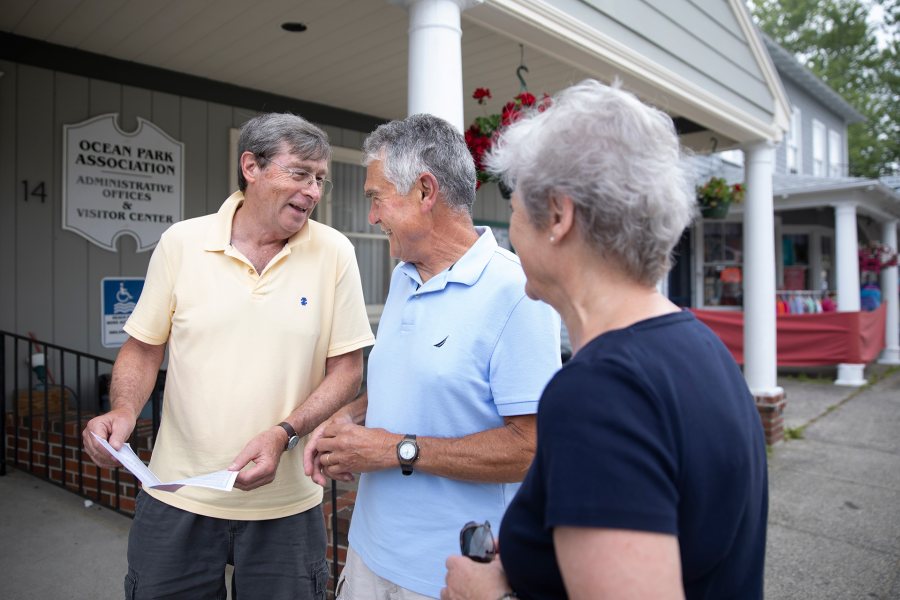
[397,433,419,476]
[278,421,299,450]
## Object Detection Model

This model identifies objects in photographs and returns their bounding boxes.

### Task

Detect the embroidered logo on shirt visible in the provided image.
[434,335,449,348]
[300,297,309,306]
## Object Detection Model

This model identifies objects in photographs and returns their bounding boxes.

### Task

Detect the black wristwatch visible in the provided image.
[396,434,419,476]
[278,421,300,451]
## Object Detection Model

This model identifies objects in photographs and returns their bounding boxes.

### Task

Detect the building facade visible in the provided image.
[683,34,900,385]
[2,0,790,401]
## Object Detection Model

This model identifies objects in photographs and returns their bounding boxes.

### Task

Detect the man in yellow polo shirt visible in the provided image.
[83,113,375,599]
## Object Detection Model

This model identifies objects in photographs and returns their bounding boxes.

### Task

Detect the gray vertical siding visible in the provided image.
[0,62,16,341]
[15,66,54,353]
[473,183,508,223]
[769,72,851,178]
[52,72,91,351]
[779,78,847,177]
[0,61,373,358]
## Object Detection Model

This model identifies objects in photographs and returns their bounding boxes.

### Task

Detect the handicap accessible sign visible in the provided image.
[101,277,144,348]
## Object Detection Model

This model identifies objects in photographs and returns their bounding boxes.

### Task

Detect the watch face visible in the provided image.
[398,441,417,460]
[286,436,300,450]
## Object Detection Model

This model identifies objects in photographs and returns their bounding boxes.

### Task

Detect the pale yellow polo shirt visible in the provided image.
[124,192,375,520]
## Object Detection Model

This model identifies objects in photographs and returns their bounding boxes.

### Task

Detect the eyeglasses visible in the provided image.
[459,520,496,563]
[261,156,333,195]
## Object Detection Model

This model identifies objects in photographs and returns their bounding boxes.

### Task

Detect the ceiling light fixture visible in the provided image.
[281,22,308,32]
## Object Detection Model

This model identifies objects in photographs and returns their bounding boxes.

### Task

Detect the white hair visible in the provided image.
[487,79,696,285]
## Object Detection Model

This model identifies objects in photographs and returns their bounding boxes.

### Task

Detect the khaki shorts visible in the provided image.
[336,546,436,600]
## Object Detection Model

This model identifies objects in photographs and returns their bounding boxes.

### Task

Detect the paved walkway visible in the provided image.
[0,468,130,599]
[766,365,900,599]
[2,366,899,599]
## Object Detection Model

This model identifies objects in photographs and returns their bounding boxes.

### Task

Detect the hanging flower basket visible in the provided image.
[465,87,550,198]
[701,201,732,219]
[697,177,744,219]
[858,240,899,277]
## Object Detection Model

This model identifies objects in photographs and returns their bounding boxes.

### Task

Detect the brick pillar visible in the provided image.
[754,390,786,445]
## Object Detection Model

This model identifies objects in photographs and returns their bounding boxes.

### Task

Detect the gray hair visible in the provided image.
[362,113,476,213]
[486,79,696,286]
[237,113,331,191]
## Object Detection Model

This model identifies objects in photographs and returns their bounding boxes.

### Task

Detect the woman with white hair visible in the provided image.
[442,80,768,599]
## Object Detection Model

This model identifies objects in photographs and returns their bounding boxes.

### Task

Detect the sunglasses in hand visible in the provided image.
[459,520,496,563]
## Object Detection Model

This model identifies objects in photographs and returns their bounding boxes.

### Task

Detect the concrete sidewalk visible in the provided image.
[2,367,899,599]
[0,468,130,599]
[765,365,900,599]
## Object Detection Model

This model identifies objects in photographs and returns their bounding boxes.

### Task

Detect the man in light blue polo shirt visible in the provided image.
[304,113,560,599]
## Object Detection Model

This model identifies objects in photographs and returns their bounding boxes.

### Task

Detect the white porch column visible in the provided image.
[395,0,482,132]
[774,215,784,289]
[834,202,866,385]
[743,141,784,444]
[879,220,899,364]
[743,141,779,394]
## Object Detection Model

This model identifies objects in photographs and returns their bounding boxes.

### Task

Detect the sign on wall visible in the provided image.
[101,277,145,348]
[63,114,184,252]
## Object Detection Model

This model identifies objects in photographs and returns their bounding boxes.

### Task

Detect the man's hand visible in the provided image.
[83,336,164,469]
[228,427,287,491]
[314,421,397,479]
[303,411,355,486]
[82,408,138,468]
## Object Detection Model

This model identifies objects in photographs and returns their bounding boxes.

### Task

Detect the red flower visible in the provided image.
[472,88,492,104]
[465,127,490,171]
[515,92,536,107]
[501,101,520,127]
[858,240,899,274]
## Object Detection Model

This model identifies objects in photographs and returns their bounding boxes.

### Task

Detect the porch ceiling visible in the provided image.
[2,0,753,149]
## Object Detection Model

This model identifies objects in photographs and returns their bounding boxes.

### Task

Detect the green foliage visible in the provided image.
[780,369,835,384]
[784,425,806,440]
[696,177,745,208]
[748,0,899,177]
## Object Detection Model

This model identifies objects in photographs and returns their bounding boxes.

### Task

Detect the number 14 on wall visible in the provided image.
[22,180,47,203]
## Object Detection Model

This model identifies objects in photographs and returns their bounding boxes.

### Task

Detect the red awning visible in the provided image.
[691,304,887,366]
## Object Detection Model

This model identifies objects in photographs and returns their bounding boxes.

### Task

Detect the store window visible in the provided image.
[782,233,810,290]
[329,154,393,309]
[702,221,743,307]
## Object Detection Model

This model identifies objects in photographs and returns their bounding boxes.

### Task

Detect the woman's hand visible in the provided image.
[442,555,512,600]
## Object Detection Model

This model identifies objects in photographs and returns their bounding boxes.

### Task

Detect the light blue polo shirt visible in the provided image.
[349,227,561,598]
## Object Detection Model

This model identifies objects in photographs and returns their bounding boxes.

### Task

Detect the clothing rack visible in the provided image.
[775,289,836,314]
[775,289,832,296]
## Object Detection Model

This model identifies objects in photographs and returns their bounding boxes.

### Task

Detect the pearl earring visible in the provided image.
[549,236,556,243]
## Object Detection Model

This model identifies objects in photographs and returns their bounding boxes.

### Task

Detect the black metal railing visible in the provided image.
[1,330,160,508]
[2,330,342,593]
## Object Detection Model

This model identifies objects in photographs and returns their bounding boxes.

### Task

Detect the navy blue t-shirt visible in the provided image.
[500,311,768,599]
